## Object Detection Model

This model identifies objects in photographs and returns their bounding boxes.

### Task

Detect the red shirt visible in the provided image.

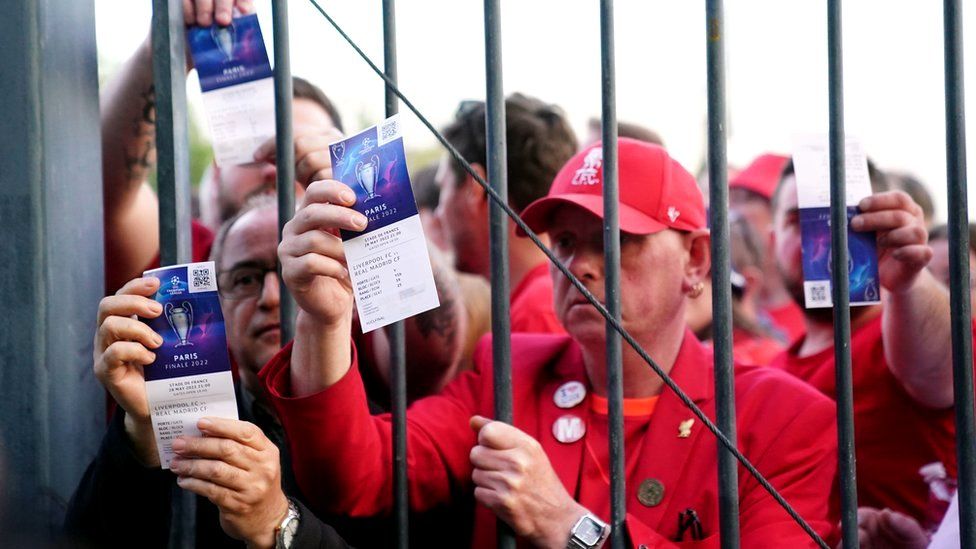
[765,301,806,344]
[509,263,565,334]
[769,314,958,524]
[261,332,837,548]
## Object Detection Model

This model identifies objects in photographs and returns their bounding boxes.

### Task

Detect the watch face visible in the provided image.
[577,517,603,545]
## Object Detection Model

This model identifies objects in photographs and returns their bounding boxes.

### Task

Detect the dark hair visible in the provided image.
[889,172,934,224]
[442,93,578,212]
[293,76,344,133]
[588,117,664,147]
[411,163,440,211]
[772,155,891,212]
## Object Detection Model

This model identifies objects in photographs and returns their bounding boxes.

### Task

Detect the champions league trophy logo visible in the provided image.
[211,23,237,61]
[165,302,195,348]
[332,142,346,167]
[355,155,381,202]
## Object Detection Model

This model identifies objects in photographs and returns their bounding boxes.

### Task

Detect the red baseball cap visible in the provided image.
[518,138,706,236]
[728,153,789,200]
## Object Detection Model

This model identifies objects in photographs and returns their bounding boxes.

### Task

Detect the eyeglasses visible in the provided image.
[218,264,279,300]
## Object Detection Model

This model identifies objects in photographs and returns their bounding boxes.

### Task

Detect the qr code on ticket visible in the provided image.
[190,264,217,293]
[378,116,401,146]
[805,281,831,307]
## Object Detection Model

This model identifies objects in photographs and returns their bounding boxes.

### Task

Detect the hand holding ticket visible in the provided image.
[140,261,238,468]
[279,115,439,333]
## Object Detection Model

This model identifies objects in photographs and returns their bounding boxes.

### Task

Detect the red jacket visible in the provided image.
[261,332,837,548]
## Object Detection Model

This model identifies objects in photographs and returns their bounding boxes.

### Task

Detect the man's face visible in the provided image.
[434,155,487,275]
[547,204,689,346]
[729,188,773,238]
[215,98,336,222]
[771,175,806,306]
[218,206,281,389]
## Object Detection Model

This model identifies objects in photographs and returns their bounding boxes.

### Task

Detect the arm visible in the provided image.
[63,411,173,548]
[853,191,954,408]
[269,178,482,516]
[101,38,161,293]
[101,0,254,292]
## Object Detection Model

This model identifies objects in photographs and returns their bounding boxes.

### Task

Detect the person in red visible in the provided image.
[768,160,959,527]
[729,153,806,344]
[435,95,578,334]
[261,138,838,547]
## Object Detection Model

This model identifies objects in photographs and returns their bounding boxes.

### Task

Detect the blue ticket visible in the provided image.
[142,261,238,468]
[793,136,881,308]
[187,13,275,166]
[329,115,440,332]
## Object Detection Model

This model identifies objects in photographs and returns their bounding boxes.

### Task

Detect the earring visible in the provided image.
[688,282,705,299]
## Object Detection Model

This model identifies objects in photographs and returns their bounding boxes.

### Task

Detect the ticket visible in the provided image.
[188,13,275,166]
[329,114,440,332]
[141,261,238,469]
[793,135,881,309]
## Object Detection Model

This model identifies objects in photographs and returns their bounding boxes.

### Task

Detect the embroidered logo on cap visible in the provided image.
[571,147,603,186]
[667,206,680,223]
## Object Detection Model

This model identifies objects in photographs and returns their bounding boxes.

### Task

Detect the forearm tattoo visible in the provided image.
[123,85,156,182]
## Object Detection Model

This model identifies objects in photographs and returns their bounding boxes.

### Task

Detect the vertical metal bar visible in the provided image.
[153,0,192,267]
[705,1,740,548]
[272,0,296,344]
[943,0,976,545]
[381,1,409,547]
[826,1,858,547]
[151,0,194,546]
[599,1,625,547]
[483,1,513,547]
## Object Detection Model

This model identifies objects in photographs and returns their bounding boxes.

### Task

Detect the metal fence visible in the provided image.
[2,0,965,547]
[144,0,976,547]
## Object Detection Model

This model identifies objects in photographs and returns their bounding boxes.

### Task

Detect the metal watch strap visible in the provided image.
[275,498,301,549]
[567,513,610,549]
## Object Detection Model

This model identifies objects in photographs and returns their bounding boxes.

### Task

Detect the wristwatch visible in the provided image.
[567,512,610,549]
[275,498,301,549]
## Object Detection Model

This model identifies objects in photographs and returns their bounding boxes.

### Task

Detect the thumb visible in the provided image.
[470,415,492,433]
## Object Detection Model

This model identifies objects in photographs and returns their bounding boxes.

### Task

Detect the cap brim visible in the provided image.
[517,193,669,237]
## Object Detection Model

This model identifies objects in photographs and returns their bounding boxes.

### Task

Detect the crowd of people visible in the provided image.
[62,1,972,548]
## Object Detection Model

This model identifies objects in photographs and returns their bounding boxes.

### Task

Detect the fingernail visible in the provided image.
[150,302,162,314]
[340,190,355,204]
[198,418,213,431]
[176,476,186,486]
[352,215,367,229]
[171,438,186,452]
[152,334,163,347]
[851,217,863,230]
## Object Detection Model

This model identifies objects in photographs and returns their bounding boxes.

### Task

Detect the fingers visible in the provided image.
[96,341,157,379]
[300,179,358,210]
[97,315,163,354]
[287,201,367,237]
[858,191,923,219]
[172,457,249,491]
[876,224,928,249]
[470,445,519,472]
[197,418,269,451]
[470,415,492,432]
[212,0,234,25]
[176,476,247,514]
[471,417,535,451]
[171,433,261,470]
[194,0,214,26]
[890,245,933,267]
[254,130,345,188]
[183,0,196,25]
[851,209,920,234]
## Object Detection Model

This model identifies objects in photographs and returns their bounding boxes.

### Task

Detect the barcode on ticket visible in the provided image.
[190,263,217,293]
[804,280,832,308]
